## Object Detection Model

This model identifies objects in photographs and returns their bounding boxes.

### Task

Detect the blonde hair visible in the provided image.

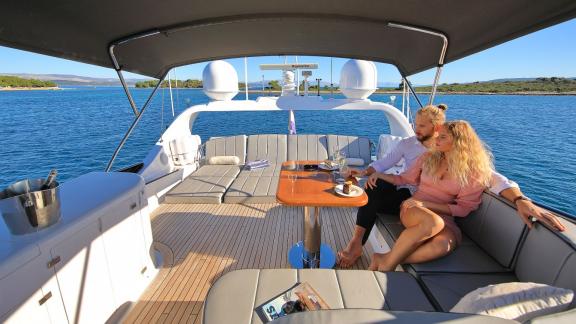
[416,104,448,126]
[422,120,493,187]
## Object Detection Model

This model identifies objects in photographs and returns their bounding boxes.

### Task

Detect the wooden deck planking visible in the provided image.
[125,203,370,324]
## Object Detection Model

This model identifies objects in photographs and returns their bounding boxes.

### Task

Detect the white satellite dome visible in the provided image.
[339,59,378,99]
[202,60,239,101]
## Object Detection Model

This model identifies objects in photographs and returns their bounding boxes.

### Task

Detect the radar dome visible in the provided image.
[339,60,377,99]
[202,61,239,101]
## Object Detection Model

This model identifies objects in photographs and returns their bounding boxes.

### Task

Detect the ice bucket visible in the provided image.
[0,179,61,235]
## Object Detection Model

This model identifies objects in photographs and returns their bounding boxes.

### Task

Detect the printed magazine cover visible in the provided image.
[255,282,330,322]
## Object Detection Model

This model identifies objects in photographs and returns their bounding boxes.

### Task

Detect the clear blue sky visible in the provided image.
[1,18,574,85]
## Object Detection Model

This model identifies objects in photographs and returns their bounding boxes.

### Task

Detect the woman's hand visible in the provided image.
[401,198,426,211]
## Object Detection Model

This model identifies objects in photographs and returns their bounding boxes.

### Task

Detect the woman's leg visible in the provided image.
[338,180,410,267]
[368,205,446,271]
[402,227,457,264]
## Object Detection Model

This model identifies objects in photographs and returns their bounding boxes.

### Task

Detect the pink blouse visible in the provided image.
[389,156,484,218]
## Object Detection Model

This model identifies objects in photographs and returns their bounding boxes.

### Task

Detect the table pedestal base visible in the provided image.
[288,241,336,269]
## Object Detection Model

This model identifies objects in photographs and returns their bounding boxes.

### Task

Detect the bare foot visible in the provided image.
[337,246,362,268]
[368,253,396,272]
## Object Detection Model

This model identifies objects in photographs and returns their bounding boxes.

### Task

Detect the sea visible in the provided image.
[1,87,575,215]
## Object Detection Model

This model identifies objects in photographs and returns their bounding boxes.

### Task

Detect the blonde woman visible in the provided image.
[338,104,449,267]
[368,120,493,272]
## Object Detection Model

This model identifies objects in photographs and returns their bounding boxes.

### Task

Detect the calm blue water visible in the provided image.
[1,87,574,215]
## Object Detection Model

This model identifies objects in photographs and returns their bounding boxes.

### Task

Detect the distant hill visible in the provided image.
[0,75,57,88]
[0,73,149,86]
[415,77,576,94]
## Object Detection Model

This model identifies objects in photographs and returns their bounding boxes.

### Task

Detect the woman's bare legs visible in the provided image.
[368,206,448,271]
[337,225,365,268]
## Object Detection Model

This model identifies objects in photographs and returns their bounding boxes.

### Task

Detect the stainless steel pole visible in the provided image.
[105,72,167,172]
[403,77,424,108]
[303,206,322,268]
[387,22,448,105]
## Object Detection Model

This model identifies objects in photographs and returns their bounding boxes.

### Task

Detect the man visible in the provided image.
[337,104,565,267]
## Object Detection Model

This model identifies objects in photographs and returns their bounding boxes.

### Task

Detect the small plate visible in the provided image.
[334,184,363,197]
[319,162,338,171]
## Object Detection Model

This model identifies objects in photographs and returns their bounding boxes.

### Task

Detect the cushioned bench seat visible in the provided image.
[203,269,435,324]
[375,193,525,274]
[375,192,576,319]
[224,176,280,203]
[270,309,515,324]
[377,222,510,274]
[164,175,237,204]
[165,135,246,204]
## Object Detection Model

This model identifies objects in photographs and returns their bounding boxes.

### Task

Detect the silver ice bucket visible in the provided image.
[0,179,61,235]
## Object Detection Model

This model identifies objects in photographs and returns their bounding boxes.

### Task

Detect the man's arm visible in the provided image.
[354,140,406,177]
[499,186,566,231]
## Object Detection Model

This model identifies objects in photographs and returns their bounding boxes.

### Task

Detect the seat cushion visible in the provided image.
[457,193,526,269]
[191,164,241,177]
[204,135,247,162]
[287,134,329,161]
[380,222,510,273]
[164,175,235,204]
[419,273,518,311]
[514,222,576,292]
[326,135,371,165]
[246,134,287,164]
[203,269,434,324]
[272,309,516,324]
[239,163,283,177]
[224,176,280,203]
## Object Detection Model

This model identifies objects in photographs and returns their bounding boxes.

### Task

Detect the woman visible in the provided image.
[367,120,493,271]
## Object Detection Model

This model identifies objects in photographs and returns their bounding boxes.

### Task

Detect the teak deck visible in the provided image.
[124,203,373,324]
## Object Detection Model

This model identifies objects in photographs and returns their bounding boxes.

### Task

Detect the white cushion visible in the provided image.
[345,158,365,166]
[450,282,574,322]
[377,134,403,160]
[208,155,241,165]
[169,134,201,166]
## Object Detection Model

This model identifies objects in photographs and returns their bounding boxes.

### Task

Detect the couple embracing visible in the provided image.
[338,104,565,271]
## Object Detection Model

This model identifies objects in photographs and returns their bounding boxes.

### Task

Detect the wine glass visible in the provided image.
[288,174,297,193]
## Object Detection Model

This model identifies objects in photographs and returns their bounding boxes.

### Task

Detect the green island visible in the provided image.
[0,76,58,89]
[379,77,576,94]
[135,77,576,95]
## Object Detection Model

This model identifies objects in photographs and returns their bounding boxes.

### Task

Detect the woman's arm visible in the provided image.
[447,182,484,217]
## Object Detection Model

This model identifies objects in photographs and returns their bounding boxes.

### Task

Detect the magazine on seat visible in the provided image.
[255,282,330,322]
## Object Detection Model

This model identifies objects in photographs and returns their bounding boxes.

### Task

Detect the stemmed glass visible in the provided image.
[288,173,298,193]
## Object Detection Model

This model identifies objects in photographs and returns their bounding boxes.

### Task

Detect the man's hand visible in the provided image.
[516,200,566,231]
[365,173,380,190]
[350,168,364,177]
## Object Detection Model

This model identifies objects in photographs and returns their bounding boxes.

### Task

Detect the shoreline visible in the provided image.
[247,90,576,96]
[0,87,61,91]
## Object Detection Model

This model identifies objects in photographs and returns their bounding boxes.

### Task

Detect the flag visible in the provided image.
[288,110,297,135]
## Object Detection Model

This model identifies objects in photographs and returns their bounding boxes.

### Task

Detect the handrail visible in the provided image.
[388,22,449,105]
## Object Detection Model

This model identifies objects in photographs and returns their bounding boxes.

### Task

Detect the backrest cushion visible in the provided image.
[457,193,526,268]
[515,222,576,292]
[246,134,287,163]
[287,135,329,161]
[327,135,371,165]
[205,135,247,162]
[377,134,404,160]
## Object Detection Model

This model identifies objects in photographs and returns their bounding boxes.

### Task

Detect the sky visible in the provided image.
[0,18,575,85]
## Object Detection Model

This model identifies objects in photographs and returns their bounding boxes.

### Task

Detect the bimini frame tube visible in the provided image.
[402,77,424,108]
[106,37,166,172]
[388,22,448,105]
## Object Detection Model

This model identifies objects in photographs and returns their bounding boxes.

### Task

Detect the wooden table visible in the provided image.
[276,161,368,268]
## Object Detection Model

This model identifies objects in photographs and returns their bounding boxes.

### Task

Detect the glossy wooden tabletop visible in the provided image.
[276,160,369,207]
